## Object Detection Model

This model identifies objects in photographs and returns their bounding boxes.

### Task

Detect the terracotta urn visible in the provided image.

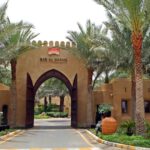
[102,117,117,134]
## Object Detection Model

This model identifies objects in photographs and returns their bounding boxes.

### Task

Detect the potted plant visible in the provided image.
[98,104,112,117]
[98,104,117,134]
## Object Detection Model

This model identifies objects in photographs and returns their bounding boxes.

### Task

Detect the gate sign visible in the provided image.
[48,47,60,55]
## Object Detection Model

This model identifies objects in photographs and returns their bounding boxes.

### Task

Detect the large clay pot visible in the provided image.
[102,117,117,134]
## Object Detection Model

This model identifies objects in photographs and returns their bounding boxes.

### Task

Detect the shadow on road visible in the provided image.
[33,125,72,129]
[47,120,70,123]
[33,118,72,130]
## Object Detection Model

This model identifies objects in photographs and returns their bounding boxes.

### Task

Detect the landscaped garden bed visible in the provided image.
[90,119,150,148]
[34,104,68,119]
[90,129,150,148]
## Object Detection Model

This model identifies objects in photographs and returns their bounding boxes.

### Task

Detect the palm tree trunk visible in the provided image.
[104,71,109,83]
[132,32,145,136]
[92,71,101,89]
[49,95,51,104]
[88,67,93,85]
[11,59,17,81]
[44,96,47,112]
[131,69,136,120]
[10,59,17,127]
[60,96,64,112]
[87,67,94,126]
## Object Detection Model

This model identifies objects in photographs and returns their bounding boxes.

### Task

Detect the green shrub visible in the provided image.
[34,105,45,115]
[34,114,49,119]
[34,104,60,115]
[60,112,68,117]
[98,104,112,114]
[46,112,68,117]
[44,104,59,112]
[119,120,135,135]
[145,121,150,137]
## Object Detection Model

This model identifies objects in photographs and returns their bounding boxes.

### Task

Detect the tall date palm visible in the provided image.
[94,0,150,135]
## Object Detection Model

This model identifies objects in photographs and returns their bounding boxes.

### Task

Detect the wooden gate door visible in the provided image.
[71,75,78,128]
[26,73,34,128]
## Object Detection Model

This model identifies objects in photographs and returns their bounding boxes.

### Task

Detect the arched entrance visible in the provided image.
[13,41,92,128]
[26,69,77,128]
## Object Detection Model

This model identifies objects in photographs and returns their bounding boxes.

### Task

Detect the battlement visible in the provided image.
[32,40,76,48]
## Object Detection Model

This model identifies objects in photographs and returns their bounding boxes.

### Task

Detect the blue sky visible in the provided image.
[1,0,107,41]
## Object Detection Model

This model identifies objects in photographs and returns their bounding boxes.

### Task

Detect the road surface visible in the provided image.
[0,118,123,150]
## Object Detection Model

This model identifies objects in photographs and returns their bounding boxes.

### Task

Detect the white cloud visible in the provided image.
[1,0,107,41]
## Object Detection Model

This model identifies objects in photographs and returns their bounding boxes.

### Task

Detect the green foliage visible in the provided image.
[145,121,150,138]
[46,112,68,118]
[34,104,60,115]
[34,105,44,115]
[98,104,112,114]
[34,114,49,119]
[36,78,69,99]
[0,128,15,136]
[90,128,150,148]
[0,67,11,86]
[67,20,98,66]
[110,70,129,80]
[119,120,135,135]
[34,104,68,118]
[100,133,150,148]
[118,120,150,137]
[120,120,135,129]
[46,104,59,112]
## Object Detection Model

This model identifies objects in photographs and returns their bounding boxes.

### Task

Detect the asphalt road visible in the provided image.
[0,118,123,150]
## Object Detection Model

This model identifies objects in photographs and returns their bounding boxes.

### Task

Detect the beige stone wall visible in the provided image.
[93,84,113,122]
[14,45,89,127]
[93,78,150,125]
[111,78,132,124]
[0,84,10,124]
[64,95,71,116]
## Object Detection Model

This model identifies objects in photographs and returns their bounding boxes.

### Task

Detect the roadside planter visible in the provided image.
[102,117,117,134]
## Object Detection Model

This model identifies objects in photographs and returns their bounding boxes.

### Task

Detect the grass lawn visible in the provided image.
[90,129,150,148]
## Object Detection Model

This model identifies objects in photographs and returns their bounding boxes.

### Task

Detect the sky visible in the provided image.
[0,0,107,41]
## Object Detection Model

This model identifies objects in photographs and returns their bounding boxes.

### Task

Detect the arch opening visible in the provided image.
[34,77,71,128]
[26,69,77,128]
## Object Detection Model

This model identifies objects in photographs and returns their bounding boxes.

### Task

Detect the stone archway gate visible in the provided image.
[11,41,93,128]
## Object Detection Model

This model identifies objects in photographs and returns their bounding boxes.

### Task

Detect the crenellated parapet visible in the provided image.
[32,40,76,48]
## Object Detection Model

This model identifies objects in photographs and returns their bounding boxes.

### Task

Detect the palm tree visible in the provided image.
[67,20,100,85]
[67,20,115,87]
[0,2,39,126]
[94,0,150,135]
[2,21,38,80]
[0,66,11,86]
[103,11,150,122]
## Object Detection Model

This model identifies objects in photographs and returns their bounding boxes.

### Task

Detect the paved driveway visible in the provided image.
[0,118,123,150]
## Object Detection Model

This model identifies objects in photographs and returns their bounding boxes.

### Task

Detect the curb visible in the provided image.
[0,130,22,141]
[85,130,150,150]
